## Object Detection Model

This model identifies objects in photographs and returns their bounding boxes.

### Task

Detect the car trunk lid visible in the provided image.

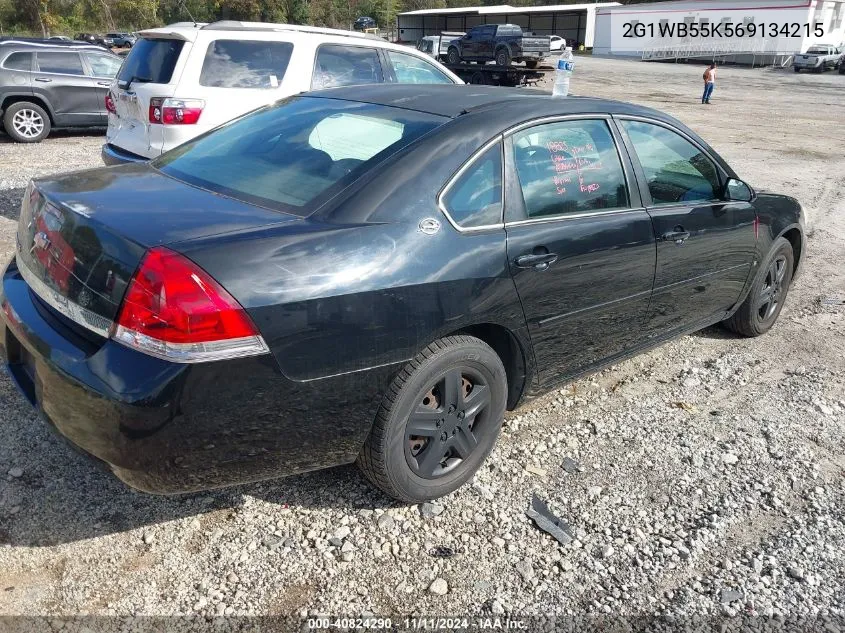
[16,164,297,329]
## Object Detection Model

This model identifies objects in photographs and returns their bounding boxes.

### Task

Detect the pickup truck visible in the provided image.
[446,24,551,68]
[793,44,843,72]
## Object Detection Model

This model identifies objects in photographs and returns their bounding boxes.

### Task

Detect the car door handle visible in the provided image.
[515,253,559,271]
[97,81,111,86]
[661,228,691,244]
[35,78,52,83]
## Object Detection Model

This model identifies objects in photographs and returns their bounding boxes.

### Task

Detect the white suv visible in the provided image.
[102,21,462,165]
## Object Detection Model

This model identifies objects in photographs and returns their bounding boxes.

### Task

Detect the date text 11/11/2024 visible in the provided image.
[306,616,529,630]
[622,21,826,39]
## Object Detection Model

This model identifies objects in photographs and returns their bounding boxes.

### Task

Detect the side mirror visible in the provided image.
[725,178,754,202]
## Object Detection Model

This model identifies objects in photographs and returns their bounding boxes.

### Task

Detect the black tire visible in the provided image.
[3,101,51,143]
[357,335,507,503]
[469,71,486,85]
[525,60,539,69]
[447,47,460,65]
[723,237,794,337]
[495,47,511,66]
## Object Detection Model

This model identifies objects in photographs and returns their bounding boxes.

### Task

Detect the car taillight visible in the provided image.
[112,247,268,363]
[148,97,204,125]
[105,93,116,114]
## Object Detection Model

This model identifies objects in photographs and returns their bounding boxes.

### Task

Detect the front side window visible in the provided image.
[312,45,383,89]
[200,40,293,89]
[442,142,503,228]
[155,97,446,215]
[86,53,122,77]
[512,119,628,220]
[36,52,85,75]
[621,120,721,204]
[387,50,453,84]
[3,52,32,71]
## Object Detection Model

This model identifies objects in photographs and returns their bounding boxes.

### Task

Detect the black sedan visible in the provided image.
[0,85,805,503]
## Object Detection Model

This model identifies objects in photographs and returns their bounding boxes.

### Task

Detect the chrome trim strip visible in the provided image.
[16,255,113,338]
[113,325,270,364]
[437,135,505,234]
[506,207,646,227]
[503,113,612,137]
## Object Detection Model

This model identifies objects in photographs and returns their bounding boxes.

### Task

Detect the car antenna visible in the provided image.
[179,0,199,27]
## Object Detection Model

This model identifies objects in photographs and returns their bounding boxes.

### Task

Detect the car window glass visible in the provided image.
[312,45,383,89]
[86,54,122,77]
[308,112,403,161]
[443,142,503,228]
[118,38,184,84]
[387,51,453,84]
[621,120,721,204]
[36,52,85,75]
[512,119,628,219]
[200,40,293,89]
[3,52,32,71]
[156,98,445,215]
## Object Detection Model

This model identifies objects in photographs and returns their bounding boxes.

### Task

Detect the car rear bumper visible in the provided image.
[0,258,381,494]
[101,143,149,166]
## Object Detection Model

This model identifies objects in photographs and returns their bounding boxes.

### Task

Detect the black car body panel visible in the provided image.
[0,86,805,494]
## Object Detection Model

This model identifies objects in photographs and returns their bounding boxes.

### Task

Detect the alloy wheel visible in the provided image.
[757,255,787,322]
[405,368,491,479]
[12,109,45,140]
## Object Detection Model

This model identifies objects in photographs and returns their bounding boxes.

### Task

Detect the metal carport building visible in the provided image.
[396,2,621,48]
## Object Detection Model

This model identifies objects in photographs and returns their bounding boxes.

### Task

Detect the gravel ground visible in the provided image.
[0,56,843,623]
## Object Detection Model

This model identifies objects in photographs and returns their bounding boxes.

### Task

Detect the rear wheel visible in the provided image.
[525,60,539,69]
[495,47,511,66]
[447,47,460,65]
[723,237,794,337]
[3,102,50,143]
[357,335,507,503]
[469,71,486,85]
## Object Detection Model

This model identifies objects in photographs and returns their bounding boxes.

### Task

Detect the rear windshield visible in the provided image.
[154,97,446,216]
[118,38,184,84]
[200,40,293,88]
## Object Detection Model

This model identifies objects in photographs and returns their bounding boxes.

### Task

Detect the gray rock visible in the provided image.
[474,580,493,592]
[142,532,154,545]
[722,453,739,465]
[601,544,614,559]
[720,589,743,604]
[428,578,448,595]
[263,535,283,549]
[515,560,535,582]
[491,599,505,615]
[788,565,805,581]
[377,514,395,530]
[332,526,351,541]
[420,503,445,519]
[7,467,23,478]
[587,486,604,498]
[561,457,580,474]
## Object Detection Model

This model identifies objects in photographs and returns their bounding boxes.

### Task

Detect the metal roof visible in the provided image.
[399,2,620,16]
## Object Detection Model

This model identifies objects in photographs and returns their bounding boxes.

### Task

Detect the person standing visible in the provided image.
[702,62,716,104]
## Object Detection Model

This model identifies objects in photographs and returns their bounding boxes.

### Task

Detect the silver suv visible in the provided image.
[0,38,123,142]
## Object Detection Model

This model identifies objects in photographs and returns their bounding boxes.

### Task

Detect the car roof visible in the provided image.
[305,84,671,122]
[0,38,109,53]
[138,21,386,43]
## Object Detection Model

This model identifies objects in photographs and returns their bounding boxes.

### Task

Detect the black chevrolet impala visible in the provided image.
[0,85,805,502]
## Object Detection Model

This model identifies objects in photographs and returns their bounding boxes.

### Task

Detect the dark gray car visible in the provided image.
[0,40,123,143]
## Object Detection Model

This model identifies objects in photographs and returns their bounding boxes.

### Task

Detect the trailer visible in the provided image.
[444,62,550,86]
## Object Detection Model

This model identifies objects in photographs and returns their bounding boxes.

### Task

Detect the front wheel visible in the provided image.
[723,237,794,337]
[357,335,507,503]
[447,47,461,65]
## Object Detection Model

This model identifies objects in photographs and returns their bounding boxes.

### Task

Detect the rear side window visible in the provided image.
[118,38,184,84]
[387,51,453,84]
[512,119,628,219]
[312,45,383,89]
[442,142,503,228]
[200,40,293,89]
[3,52,32,71]
[36,52,85,75]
